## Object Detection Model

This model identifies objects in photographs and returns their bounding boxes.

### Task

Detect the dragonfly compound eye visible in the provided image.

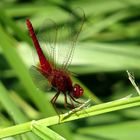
[72,84,84,98]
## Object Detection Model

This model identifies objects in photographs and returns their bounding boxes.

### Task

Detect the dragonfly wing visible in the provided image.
[34,9,85,71]
[37,19,58,69]
[29,65,52,92]
[61,8,85,70]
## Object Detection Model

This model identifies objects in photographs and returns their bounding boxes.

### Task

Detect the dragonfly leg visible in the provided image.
[68,96,75,109]
[69,94,83,104]
[51,91,60,115]
[64,93,75,109]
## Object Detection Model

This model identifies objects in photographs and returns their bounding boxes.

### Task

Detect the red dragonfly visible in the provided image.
[26,15,84,112]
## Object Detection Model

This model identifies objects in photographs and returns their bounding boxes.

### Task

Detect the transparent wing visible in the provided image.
[61,8,85,70]
[37,19,58,69]
[53,24,72,69]
[29,65,52,92]
[35,8,85,71]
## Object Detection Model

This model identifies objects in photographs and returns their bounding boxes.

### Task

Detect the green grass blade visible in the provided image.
[0,82,40,139]
[31,121,65,140]
[0,9,31,44]
[69,42,140,73]
[0,95,140,138]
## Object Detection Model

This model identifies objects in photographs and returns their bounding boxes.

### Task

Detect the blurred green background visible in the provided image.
[0,0,140,140]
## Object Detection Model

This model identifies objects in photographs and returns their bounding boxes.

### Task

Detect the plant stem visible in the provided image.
[0,96,140,138]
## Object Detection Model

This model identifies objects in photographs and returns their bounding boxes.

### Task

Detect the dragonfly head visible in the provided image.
[71,84,84,98]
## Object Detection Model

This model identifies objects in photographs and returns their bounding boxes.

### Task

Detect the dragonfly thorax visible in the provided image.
[50,69,84,98]
[51,69,73,93]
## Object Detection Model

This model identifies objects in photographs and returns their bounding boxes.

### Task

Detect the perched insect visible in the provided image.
[26,12,85,113]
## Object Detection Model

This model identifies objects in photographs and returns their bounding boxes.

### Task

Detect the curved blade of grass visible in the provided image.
[78,119,140,140]
[61,96,140,121]
[10,91,40,119]
[0,9,31,45]
[0,95,140,138]
[80,10,128,40]
[31,121,65,140]
[69,42,140,73]
[0,82,40,139]
[70,0,140,16]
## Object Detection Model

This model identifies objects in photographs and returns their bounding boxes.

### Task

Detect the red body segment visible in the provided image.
[26,19,52,76]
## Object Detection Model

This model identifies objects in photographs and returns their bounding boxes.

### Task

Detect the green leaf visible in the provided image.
[31,121,66,140]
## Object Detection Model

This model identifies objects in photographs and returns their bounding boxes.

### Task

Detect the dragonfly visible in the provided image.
[26,13,85,113]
